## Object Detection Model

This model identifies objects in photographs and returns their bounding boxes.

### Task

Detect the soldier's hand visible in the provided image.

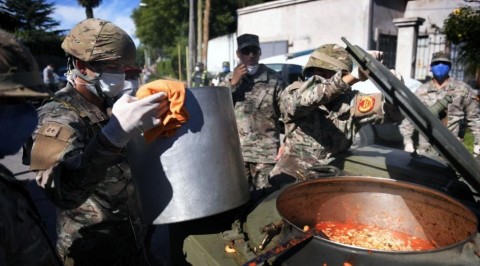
[351,50,384,82]
[275,144,285,161]
[230,63,248,86]
[390,69,404,84]
[102,93,169,147]
[350,64,369,81]
[404,143,415,153]
[367,50,384,63]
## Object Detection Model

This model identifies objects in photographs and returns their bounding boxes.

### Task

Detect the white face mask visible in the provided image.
[247,65,259,75]
[98,72,126,98]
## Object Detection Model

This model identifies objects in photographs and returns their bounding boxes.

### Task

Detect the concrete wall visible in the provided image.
[206,33,237,74]
[237,0,373,53]
[371,0,407,46]
[405,0,471,34]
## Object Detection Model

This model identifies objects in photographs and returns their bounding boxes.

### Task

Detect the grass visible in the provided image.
[464,129,474,153]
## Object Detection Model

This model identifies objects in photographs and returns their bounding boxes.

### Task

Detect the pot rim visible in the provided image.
[276,176,479,254]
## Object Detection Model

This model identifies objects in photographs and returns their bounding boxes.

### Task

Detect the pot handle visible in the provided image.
[297,165,342,181]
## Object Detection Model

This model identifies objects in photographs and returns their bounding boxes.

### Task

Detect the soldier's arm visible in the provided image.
[464,88,480,146]
[352,92,404,127]
[281,70,349,119]
[31,104,123,210]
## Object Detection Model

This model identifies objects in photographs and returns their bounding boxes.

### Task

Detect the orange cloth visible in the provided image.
[136,79,190,142]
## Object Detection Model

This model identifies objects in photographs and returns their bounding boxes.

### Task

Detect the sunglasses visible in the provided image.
[240,46,260,56]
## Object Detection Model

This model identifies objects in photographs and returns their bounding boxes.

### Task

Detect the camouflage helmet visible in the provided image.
[62,18,136,66]
[0,30,49,98]
[303,44,353,76]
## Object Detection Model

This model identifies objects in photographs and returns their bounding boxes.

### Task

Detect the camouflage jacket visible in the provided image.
[399,78,480,148]
[274,72,403,177]
[29,84,144,262]
[220,64,284,164]
[0,164,62,266]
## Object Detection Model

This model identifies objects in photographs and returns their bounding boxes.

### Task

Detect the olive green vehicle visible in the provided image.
[169,39,480,266]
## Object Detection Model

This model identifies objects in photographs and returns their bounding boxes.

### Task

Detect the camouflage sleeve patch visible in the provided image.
[351,93,383,118]
[30,121,75,171]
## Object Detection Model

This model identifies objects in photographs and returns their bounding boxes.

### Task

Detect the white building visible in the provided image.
[207,0,473,83]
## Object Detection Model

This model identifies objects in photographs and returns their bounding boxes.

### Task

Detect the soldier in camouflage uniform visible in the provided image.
[270,44,403,182]
[399,51,480,156]
[28,19,169,265]
[219,34,284,190]
[0,29,62,266]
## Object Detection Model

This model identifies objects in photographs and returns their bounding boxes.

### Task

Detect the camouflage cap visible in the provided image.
[303,44,353,75]
[222,61,230,67]
[0,30,50,98]
[430,51,451,65]
[237,34,260,50]
[62,18,136,66]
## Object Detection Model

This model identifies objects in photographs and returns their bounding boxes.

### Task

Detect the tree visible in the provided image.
[0,0,64,68]
[0,0,59,32]
[444,5,480,82]
[77,0,102,19]
[131,0,273,79]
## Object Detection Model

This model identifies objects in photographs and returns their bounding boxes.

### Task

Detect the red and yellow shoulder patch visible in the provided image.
[357,96,376,113]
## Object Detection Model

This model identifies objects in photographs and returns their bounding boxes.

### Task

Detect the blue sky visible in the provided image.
[48,0,142,46]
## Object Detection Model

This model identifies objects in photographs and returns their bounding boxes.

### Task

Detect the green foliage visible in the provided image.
[0,0,64,67]
[0,0,59,31]
[132,0,273,78]
[157,59,176,78]
[76,0,102,19]
[464,129,474,153]
[132,0,188,51]
[444,6,480,74]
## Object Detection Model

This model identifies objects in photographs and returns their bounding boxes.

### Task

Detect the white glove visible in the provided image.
[474,145,480,156]
[350,50,384,81]
[102,93,166,147]
[404,143,415,153]
[350,62,368,81]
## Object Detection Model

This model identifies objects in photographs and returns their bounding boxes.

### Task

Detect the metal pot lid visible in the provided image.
[342,37,480,193]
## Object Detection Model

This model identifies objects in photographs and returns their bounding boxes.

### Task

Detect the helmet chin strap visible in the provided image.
[71,68,108,99]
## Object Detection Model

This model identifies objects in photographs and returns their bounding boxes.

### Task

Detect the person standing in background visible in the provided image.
[400,51,480,157]
[191,62,210,87]
[43,63,58,93]
[219,33,285,190]
[212,61,231,86]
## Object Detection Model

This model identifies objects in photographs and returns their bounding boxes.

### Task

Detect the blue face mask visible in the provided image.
[0,104,38,157]
[431,63,451,81]
[222,66,230,73]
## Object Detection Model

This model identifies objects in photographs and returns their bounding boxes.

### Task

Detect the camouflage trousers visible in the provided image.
[244,162,275,190]
[61,221,148,266]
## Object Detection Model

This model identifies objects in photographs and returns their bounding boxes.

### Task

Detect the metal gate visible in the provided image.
[377,33,397,70]
[415,31,466,82]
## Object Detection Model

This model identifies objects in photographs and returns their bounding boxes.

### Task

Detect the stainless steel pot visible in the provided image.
[276,176,477,251]
[127,86,250,224]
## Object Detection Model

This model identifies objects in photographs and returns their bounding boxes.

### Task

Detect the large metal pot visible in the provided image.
[274,176,479,265]
[127,86,250,224]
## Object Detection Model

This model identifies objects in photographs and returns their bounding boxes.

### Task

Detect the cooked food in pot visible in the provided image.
[315,221,438,251]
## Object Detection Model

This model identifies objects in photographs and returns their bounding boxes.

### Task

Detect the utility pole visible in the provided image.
[202,0,210,66]
[188,0,195,87]
[197,0,203,63]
